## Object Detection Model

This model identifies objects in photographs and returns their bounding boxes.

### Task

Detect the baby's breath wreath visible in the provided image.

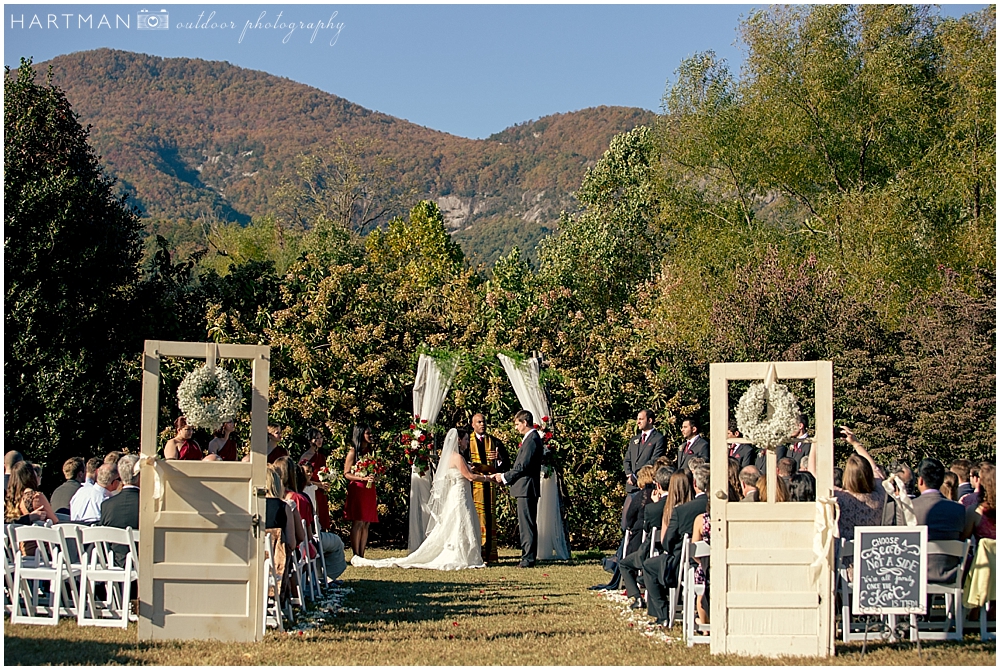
[735,381,800,450]
[176,364,243,432]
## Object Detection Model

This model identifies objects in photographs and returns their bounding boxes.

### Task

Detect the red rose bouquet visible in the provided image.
[353,457,386,488]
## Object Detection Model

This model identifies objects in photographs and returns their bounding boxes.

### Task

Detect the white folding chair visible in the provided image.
[312,514,328,583]
[3,524,17,614]
[77,526,137,628]
[909,539,972,641]
[299,519,322,599]
[10,524,81,625]
[665,533,688,630]
[262,531,284,632]
[683,539,711,646]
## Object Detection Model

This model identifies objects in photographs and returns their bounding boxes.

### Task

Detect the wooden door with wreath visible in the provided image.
[708,361,836,658]
[138,341,269,642]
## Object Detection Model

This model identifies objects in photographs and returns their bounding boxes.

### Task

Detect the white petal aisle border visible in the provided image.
[592,588,679,644]
[282,585,359,637]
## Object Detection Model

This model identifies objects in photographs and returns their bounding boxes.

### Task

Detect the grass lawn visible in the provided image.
[4,548,996,665]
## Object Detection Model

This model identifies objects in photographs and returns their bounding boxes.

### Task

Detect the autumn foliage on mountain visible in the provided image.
[41,48,654,262]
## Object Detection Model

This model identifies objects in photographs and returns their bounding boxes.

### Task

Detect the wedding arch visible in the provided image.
[406,350,570,561]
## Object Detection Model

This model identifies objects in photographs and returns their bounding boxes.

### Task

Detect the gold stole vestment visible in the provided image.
[471,435,499,563]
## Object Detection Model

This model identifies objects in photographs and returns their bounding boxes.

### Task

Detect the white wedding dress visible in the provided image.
[351,429,484,571]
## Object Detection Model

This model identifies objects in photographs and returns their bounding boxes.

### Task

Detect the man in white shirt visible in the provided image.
[70,463,120,523]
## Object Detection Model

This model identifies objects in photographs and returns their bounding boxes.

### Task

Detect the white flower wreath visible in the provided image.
[735,382,800,450]
[176,364,244,432]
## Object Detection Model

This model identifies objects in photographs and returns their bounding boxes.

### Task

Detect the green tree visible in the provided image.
[4,59,143,471]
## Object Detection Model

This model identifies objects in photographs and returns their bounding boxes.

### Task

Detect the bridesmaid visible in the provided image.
[207,420,239,461]
[299,427,332,531]
[164,416,203,460]
[344,425,378,557]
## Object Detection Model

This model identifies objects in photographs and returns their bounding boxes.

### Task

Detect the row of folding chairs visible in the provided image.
[628,527,706,642]
[4,522,139,628]
[262,515,328,632]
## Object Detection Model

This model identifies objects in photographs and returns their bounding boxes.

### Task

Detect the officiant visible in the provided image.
[459,413,511,564]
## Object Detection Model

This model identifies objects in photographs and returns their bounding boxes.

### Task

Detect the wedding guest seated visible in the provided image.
[164,416,203,460]
[913,457,967,583]
[625,465,657,555]
[940,471,960,501]
[755,474,790,503]
[727,457,742,501]
[5,460,56,529]
[962,463,995,541]
[100,454,140,567]
[71,463,120,523]
[50,457,86,514]
[642,463,710,625]
[833,466,844,490]
[691,495,713,627]
[104,451,123,466]
[963,466,981,508]
[620,467,670,610]
[789,472,816,502]
[4,450,24,492]
[275,457,346,584]
[832,427,884,540]
[84,457,103,486]
[777,457,797,482]
[950,459,974,499]
[739,466,760,502]
[684,456,706,476]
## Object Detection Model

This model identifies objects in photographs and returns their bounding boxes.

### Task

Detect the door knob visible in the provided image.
[715,490,728,500]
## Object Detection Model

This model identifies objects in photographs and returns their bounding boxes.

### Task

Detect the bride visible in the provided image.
[350,428,492,570]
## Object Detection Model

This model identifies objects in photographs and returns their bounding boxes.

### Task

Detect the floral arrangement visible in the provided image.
[176,364,243,432]
[353,456,386,489]
[735,381,800,450]
[534,416,558,479]
[316,466,336,484]
[400,415,433,476]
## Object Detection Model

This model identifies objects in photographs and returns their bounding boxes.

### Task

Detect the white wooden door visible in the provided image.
[138,341,268,642]
[709,361,835,658]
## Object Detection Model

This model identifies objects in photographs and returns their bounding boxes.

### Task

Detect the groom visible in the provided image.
[491,410,543,568]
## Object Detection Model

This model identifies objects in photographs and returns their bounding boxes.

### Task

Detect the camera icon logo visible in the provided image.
[137,9,169,30]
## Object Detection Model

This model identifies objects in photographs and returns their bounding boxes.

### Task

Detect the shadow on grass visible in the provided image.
[3,628,151,666]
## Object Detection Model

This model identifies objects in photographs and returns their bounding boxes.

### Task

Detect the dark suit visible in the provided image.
[956,482,974,500]
[621,497,666,599]
[755,445,787,475]
[501,430,543,566]
[786,436,811,470]
[912,490,966,583]
[727,443,755,471]
[642,494,708,620]
[624,429,666,493]
[741,488,759,502]
[677,435,710,471]
[99,486,140,567]
[50,479,82,514]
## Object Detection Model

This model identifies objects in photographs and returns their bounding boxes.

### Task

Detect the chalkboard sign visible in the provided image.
[852,526,927,615]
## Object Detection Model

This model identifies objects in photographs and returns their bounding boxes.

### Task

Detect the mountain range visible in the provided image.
[35,49,657,265]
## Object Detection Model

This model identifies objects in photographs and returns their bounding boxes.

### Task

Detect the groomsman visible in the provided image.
[677,417,709,471]
[726,419,755,470]
[469,413,510,564]
[624,409,666,493]
[492,410,543,568]
[786,414,811,471]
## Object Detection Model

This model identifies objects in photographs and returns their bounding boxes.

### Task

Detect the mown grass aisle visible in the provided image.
[4,548,996,665]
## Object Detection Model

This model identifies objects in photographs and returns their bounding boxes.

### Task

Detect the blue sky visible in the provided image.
[3,3,989,139]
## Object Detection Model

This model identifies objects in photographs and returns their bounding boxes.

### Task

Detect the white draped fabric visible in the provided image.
[408,353,459,552]
[497,353,571,560]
